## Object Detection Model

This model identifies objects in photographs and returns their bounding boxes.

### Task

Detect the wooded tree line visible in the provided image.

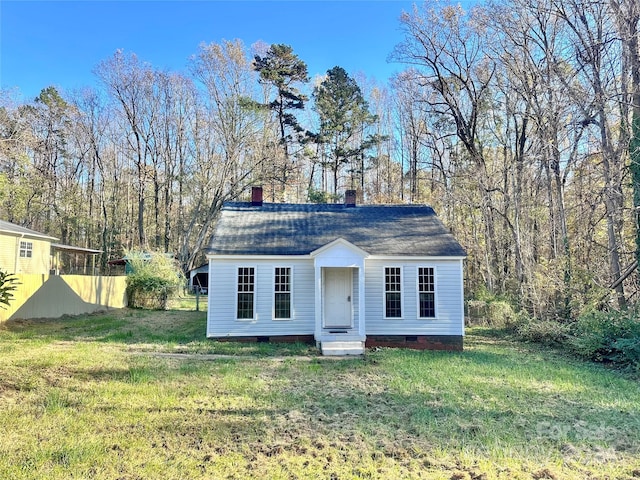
[1,0,639,320]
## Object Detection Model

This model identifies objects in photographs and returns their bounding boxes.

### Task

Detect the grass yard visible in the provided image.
[168,293,209,313]
[0,310,639,479]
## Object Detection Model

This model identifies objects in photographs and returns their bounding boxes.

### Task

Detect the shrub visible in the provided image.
[0,269,19,310]
[125,251,185,309]
[512,316,570,346]
[614,336,640,369]
[568,309,640,370]
[467,299,520,327]
[507,307,640,372]
[466,288,519,327]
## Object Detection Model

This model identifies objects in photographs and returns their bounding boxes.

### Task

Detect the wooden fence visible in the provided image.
[0,274,127,322]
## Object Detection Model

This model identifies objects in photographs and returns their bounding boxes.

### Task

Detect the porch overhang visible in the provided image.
[311,238,368,346]
[310,238,369,266]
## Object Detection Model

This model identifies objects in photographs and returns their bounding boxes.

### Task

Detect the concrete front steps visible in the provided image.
[320,340,365,356]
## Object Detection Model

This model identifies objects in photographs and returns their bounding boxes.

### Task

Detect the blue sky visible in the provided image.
[1,0,424,101]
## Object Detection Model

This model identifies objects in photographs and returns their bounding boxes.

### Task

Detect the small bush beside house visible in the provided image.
[125,252,184,309]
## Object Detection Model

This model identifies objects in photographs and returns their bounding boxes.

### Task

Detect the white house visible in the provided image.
[206,187,466,355]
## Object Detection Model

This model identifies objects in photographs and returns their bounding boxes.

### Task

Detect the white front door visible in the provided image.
[323,268,352,328]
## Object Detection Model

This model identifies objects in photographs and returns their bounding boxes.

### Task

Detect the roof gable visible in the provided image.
[310,238,370,258]
[311,238,369,268]
[207,202,466,258]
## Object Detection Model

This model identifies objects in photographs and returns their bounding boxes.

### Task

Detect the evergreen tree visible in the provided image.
[312,66,377,196]
[253,44,308,198]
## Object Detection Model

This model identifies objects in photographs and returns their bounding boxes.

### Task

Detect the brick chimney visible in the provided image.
[251,186,263,206]
[345,189,357,207]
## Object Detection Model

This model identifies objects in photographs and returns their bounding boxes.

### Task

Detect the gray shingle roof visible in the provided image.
[207,202,466,257]
[0,219,58,241]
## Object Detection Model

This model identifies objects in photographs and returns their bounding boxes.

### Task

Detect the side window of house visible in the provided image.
[418,267,436,318]
[19,241,33,258]
[384,266,402,318]
[236,267,255,319]
[274,267,291,319]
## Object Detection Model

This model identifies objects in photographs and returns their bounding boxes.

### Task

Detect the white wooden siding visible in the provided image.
[351,268,360,331]
[207,258,315,337]
[364,259,463,336]
[207,256,464,338]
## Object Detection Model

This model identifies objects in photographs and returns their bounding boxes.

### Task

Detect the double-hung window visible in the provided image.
[274,267,291,319]
[384,267,402,318]
[418,267,436,318]
[19,241,33,258]
[236,267,255,319]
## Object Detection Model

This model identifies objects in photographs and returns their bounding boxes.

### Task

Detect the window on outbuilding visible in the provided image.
[384,266,402,318]
[274,267,291,319]
[418,267,436,318]
[237,267,255,319]
[19,241,33,258]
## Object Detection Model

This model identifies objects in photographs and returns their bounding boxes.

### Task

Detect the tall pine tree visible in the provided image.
[313,66,376,197]
[253,44,308,199]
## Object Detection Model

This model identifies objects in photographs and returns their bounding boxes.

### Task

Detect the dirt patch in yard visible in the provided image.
[129,351,360,361]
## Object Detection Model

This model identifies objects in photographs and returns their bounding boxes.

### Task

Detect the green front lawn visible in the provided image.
[0,310,638,479]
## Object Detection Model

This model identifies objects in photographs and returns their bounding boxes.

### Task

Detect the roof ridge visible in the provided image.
[222,201,434,208]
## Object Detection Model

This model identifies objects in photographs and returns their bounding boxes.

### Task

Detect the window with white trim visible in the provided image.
[19,241,33,258]
[384,267,402,318]
[418,267,436,318]
[236,267,255,319]
[274,267,291,319]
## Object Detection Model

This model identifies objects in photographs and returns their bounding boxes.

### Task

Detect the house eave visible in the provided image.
[206,254,312,261]
[51,243,102,254]
[206,253,466,261]
[0,228,59,242]
[366,255,467,261]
